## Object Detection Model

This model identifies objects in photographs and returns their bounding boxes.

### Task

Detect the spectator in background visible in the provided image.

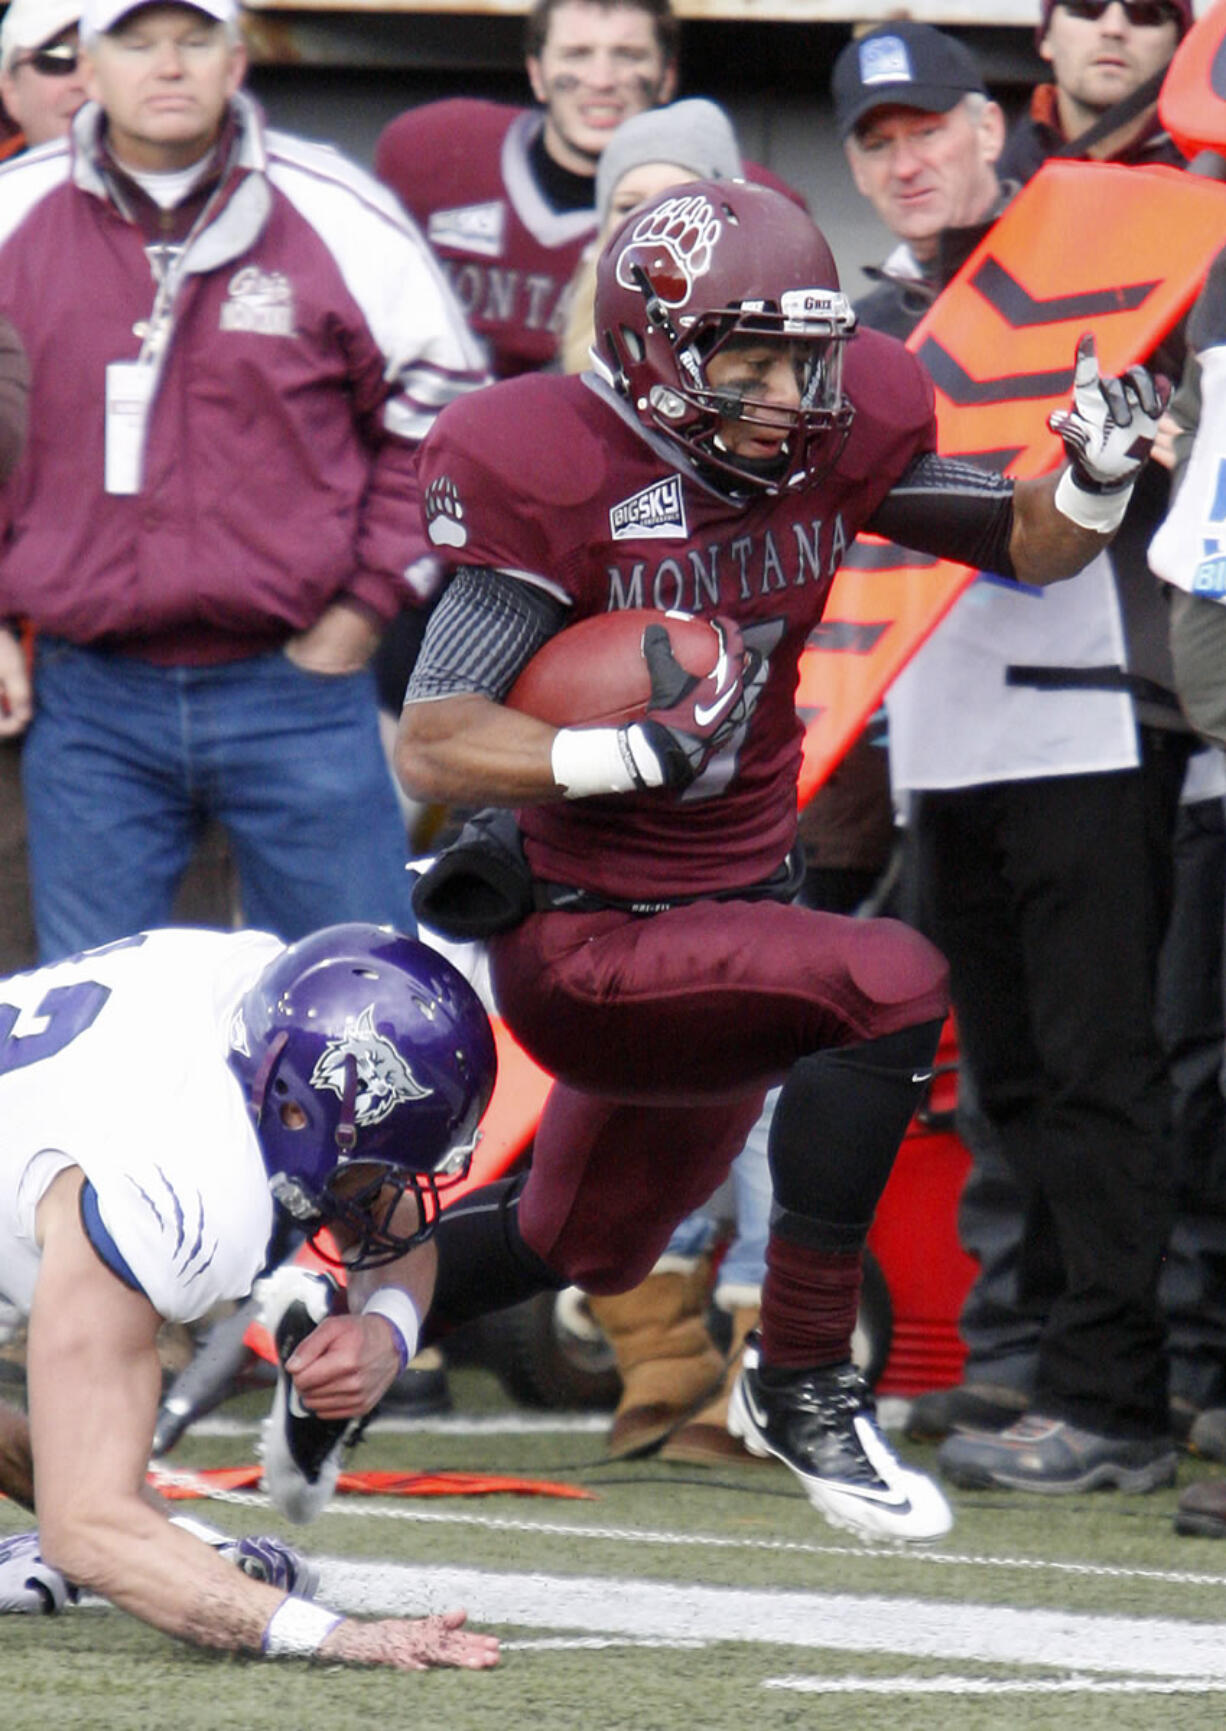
[1001,0,1192,181]
[375,0,678,384]
[0,0,87,977]
[833,15,1194,1493]
[0,0,87,152]
[0,0,487,964]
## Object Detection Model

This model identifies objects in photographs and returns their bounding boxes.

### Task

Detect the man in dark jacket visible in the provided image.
[835,13,1202,1494]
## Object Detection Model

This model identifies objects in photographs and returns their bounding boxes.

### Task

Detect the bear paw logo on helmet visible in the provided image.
[615,192,722,309]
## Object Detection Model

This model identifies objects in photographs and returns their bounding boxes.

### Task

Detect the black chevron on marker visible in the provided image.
[916,338,1074,405]
[841,542,937,571]
[805,621,890,653]
[970,255,1158,327]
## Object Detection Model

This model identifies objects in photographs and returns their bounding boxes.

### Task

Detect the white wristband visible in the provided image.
[261,1595,343,1656]
[362,1286,421,1374]
[550,726,644,797]
[1053,467,1133,534]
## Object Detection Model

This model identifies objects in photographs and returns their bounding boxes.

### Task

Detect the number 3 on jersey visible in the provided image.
[0,982,111,1075]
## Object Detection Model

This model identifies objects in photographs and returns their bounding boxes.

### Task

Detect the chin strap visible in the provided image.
[334,1053,358,1154]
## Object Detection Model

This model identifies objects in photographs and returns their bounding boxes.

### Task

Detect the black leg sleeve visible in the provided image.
[770,1018,945,1250]
[423,1174,566,1343]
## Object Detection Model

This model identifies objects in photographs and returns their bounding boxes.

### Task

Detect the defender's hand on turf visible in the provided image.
[629,615,752,790]
[326,1606,500,1671]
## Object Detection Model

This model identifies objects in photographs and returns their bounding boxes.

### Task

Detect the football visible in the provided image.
[506,609,721,728]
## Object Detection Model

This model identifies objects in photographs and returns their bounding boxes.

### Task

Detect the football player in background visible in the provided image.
[274,179,1164,1546]
[0,922,500,1672]
[375,0,678,383]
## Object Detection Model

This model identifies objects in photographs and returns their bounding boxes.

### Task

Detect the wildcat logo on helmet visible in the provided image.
[310,1007,432,1126]
[615,193,722,310]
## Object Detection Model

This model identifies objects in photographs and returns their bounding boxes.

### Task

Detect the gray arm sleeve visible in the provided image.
[404,567,571,704]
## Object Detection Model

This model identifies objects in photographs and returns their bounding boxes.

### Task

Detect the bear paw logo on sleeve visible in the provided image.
[425,476,468,549]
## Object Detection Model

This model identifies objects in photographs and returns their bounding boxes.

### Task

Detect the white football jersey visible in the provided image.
[0,927,283,1322]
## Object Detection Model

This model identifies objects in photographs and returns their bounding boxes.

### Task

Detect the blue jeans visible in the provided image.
[24,639,416,961]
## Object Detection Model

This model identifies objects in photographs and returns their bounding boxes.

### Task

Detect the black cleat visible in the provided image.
[258,1269,365,1524]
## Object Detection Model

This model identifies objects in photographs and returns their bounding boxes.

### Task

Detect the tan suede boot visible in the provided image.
[660,1298,776,1467]
[587,1258,725,1458]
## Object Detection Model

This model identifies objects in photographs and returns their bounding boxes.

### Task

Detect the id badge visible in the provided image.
[104,361,153,495]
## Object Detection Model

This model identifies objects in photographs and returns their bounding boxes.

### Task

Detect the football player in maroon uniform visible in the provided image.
[276,179,1164,1544]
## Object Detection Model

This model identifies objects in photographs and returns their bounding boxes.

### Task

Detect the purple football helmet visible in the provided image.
[228,924,497,1269]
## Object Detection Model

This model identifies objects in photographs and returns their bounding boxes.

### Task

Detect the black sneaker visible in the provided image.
[727,1333,953,1542]
[937,1414,1178,1494]
[258,1269,366,1524]
[904,1381,1030,1443]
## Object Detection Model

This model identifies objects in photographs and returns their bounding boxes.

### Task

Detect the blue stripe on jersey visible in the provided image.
[79,1180,147,1297]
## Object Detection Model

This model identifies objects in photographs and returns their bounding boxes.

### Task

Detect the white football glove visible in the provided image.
[0,1530,77,1614]
[1048,332,1168,494]
[169,1514,320,1599]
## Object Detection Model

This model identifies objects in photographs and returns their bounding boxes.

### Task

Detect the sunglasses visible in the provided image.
[13,43,79,77]
[1058,0,1180,26]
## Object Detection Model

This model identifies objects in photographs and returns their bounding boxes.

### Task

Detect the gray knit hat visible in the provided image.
[595,98,743,228]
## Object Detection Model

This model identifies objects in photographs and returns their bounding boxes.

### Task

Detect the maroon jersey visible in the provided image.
[418,332,936,900]
[375,101,596,380]
[376,99,810,380]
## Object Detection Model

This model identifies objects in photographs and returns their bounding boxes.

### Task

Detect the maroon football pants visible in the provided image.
[489,899,948,1292]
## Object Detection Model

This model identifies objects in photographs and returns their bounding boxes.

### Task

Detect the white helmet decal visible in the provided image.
[309,1006,431,1128]
[615,192,722,310]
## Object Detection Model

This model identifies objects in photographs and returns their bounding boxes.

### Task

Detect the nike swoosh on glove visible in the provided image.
[0,1530,77,1614]
[1048,331,1169,494]
[630,614,755,790]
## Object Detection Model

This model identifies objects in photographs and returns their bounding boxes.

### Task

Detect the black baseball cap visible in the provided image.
[832,22,988,142]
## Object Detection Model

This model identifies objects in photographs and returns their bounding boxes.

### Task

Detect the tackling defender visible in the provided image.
[0,923,500,1670]
[270,179,1165,1545]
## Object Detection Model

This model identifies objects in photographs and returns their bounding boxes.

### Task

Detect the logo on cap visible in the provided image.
[859,34,915,88]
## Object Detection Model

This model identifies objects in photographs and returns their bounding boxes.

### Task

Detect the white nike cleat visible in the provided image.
[257,1266,364,1525]
[727,1332,953,1542]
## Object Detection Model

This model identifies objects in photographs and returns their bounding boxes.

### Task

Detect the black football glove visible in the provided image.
[627,615,754,791]
[1048,332,1169,494]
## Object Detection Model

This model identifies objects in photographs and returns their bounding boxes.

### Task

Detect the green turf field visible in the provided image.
[7,1368,1226,1730]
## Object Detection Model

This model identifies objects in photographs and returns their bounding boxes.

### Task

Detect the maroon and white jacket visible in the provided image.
[0,94,488,664]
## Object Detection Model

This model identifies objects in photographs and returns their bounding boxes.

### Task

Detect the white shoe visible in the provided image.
[728,1332,953,1542]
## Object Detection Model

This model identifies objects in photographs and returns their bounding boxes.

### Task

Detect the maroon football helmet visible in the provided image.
[594,178,856,493]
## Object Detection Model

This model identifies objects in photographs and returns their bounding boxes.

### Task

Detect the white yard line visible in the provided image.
[317,1557,1226,1680]
[142,1468,1226,1593]
[766,1674,1226,1695]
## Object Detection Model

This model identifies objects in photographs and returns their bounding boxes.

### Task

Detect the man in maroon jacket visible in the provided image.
[0,0,486,964]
